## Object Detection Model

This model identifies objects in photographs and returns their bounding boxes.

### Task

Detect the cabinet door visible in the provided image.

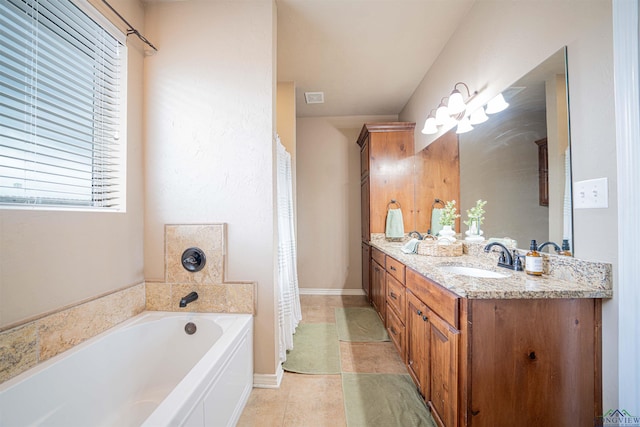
[360,138,370,179]
[407,291,429,399]
[361,178,370,242]
[370,260,385,322]
[428,309,459,427]
[361,243,371,299]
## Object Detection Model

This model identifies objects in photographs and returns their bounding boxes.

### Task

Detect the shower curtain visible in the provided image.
[276,137,302,363]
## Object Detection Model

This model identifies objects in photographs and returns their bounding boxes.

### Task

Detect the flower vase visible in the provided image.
[438,225,456,243]
[464,219,484,242]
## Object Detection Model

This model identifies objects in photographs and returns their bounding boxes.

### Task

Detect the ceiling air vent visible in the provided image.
[304,92,325,104]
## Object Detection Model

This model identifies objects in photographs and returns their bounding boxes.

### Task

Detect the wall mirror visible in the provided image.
[418,47,573,252]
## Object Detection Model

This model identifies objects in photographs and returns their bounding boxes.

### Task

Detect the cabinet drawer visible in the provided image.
[371,247,386,267]
[386,274,406,323]
[386,302,406,360]
[406,268,459,329]
[385,256,405,284]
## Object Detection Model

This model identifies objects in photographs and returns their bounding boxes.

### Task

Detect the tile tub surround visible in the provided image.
[0,283,145,384]
[370,237,612,299]
[146,224,256,314]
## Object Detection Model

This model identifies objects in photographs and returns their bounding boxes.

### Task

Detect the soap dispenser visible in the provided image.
[525,240,543,276]
[560,239,572,257]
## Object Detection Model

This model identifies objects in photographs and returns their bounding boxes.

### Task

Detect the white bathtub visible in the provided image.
[0,312,253,427]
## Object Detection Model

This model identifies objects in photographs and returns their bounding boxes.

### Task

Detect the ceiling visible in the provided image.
[276,0,476,118]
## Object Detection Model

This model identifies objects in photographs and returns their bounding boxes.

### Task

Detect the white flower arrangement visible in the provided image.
[463,199,487,227]
[439,200,461,226]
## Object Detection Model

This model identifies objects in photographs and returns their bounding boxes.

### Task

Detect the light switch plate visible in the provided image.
[574,177,608,209]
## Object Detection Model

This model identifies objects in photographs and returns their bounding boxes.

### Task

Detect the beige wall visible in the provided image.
[296,115,395,291]
[400,0,618,410]
[143,1,277,376]
[0,0,145,329]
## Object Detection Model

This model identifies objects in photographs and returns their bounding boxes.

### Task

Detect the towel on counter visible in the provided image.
[401,238,420,254]
[431,208,444,236]
[385,208,405,239]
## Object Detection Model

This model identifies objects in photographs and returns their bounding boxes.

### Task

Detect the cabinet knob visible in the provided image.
[422,315,428,322]
[417,310,422,315]
[390,266,397,271]
[390,292,397,300]
[390,327,397,336]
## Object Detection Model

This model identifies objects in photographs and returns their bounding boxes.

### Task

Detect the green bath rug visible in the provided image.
[282,323,341,374]
[335,307,390,342]
[342,373,436,427]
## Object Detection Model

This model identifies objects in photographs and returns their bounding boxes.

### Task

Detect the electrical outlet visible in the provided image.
[574,177,608,209]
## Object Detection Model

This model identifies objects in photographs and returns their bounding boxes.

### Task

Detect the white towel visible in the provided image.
[431,208,444,236]
[401,238,420,254]
[385,208,404,239]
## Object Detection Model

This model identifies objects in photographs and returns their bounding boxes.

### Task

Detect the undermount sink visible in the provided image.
[438,265,509,279]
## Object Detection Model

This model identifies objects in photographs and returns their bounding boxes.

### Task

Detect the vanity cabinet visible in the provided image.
[385,256,407,360]
[368,249,602,427]
[357,122,415,242]
[406,291,429,397]
[407,269,460,427]
[370,247,386,323]
[361,243,370,298]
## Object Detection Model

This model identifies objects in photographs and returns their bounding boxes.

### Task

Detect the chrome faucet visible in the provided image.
[538,241,561,254]
[483,242,523,271]
[179,291,199,308]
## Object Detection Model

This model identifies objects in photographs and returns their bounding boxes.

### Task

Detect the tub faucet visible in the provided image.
[538,241,561,254]
[483,242,523,271]
[179,291,199,308]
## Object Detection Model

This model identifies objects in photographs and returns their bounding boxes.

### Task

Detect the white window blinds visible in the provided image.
[0,0,126,210]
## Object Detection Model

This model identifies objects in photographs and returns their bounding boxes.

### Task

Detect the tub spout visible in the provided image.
[179,291,198,308]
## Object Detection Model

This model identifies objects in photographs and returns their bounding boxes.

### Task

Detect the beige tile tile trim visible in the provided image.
[149,224,256,315]
[0,283,145,384]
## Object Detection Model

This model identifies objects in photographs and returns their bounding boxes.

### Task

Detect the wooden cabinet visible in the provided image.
[464,298,601,427]
[427,307,459,427]
[407,291,429,398]
[370,249,386,323]
[407,270,460,427]
[370,254,602,427]
[357,122,415,242]
[385,257,406,360]
[361,243,370,298]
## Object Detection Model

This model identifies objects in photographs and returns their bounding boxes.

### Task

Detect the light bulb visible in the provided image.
[435,104,449,125]
[485,93,509,114]
[469,107,488,125]
[447,90,466,115]
[456,116,474,134]
[421,116,438,134]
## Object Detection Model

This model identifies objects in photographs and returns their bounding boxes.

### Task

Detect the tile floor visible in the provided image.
[237,295,409,427]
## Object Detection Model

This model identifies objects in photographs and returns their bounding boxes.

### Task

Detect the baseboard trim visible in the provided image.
[253,364,284,389]
[298,288,365,296]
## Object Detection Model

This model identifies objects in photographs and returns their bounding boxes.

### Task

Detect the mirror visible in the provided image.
[419,48,573,252]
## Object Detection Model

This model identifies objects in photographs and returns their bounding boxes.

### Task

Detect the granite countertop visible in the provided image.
[370,238,613,300]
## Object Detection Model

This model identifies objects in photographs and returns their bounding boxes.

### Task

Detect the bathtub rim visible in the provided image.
[0,311,253,393]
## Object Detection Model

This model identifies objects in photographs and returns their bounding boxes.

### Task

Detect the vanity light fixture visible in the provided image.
[456,116,474,134]
[421,110,438,134]
[422,82,507,136]
[485,93,509,114]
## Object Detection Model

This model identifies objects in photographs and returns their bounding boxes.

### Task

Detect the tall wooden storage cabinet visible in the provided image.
[357,122,416,241]
[358,122,415,299]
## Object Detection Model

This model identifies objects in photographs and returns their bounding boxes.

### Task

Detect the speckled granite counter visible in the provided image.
[369,237,613,299]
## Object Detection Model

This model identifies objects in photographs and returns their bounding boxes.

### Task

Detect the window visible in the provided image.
[0,0,126,210]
